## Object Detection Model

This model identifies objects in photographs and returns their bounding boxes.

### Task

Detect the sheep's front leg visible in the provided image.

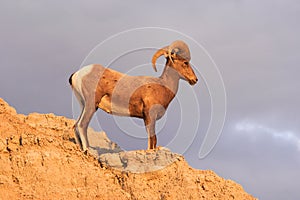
[144,115,157,150]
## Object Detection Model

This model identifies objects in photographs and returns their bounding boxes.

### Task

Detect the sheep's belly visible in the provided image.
[98,95,130,116]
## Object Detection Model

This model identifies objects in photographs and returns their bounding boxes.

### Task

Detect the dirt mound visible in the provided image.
[0,98,256,199]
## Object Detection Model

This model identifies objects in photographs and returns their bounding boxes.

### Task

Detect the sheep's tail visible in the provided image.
[69,72,75,86]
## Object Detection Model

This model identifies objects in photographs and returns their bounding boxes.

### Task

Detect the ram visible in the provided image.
[69,40,198,152]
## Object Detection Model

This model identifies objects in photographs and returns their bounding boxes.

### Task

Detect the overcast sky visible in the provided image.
[1,1,299,199]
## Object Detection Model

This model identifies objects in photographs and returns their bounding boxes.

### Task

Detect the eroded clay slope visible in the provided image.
[0,98,256,200]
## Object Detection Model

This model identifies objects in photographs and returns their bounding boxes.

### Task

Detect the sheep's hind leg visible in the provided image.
[73,90,85,150]
[77,103,97,152]
[74,122,83,150]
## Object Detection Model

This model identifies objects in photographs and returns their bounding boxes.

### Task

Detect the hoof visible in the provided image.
[83,149,88,155]
[82,146,89,153]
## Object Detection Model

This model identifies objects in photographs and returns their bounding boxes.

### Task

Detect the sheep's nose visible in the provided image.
[189,78,198,85]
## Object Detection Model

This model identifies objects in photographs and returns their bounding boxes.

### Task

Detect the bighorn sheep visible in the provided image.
[69,40,198,151]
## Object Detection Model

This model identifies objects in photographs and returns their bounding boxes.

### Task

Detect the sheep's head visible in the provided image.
[152,40,198,85]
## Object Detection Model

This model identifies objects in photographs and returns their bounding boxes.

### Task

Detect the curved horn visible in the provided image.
[152,41,190,72]
[168,40,191,61]
[168,47,175,65]
[151,46,168,72]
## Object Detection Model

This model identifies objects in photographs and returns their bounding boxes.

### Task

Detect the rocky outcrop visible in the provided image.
[98,147,182,173]
[0,98,256,199]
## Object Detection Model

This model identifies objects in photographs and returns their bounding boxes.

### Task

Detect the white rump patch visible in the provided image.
[73,65,94,101]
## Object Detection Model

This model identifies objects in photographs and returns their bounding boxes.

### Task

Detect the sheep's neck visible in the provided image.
[160,65,180,94]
